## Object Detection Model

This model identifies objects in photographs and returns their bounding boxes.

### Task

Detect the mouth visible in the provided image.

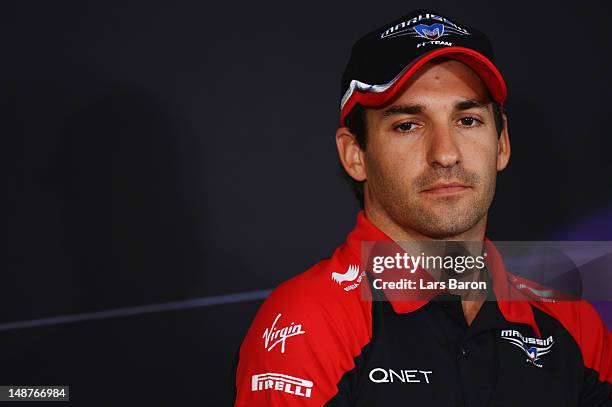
[421,182,471,196]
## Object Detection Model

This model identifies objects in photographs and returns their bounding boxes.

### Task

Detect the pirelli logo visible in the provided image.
[251,372,313,398]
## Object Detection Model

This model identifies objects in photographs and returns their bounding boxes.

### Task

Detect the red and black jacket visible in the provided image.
[233,211,612,406]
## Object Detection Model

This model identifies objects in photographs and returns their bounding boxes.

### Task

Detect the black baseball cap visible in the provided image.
[340,10,506,125]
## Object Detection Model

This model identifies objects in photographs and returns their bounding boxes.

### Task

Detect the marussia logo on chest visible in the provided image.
[262,313,305,354]
[501,330,554,368]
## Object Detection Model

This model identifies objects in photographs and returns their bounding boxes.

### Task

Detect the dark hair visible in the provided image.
[341,102,505,209]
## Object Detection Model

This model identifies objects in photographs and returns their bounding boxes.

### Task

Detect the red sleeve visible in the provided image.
[234,266,371,406]
[532,299,612,383]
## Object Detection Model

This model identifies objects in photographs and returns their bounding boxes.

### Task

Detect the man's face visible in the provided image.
[361,59,509,239]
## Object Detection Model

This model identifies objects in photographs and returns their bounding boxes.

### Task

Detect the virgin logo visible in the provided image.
[262,313,306,354]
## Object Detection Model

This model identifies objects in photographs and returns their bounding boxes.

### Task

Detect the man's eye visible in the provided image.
[396,122,417,132]
[458,117,482,127]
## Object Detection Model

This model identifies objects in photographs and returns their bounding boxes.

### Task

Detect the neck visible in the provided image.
[363,205,488,243]
[363,204,490,326]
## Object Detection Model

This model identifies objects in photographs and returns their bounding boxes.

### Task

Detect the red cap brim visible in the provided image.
[340,46,507,126]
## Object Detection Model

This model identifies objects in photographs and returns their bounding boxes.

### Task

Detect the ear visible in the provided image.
[336,126,367,182]
[496,112,511,171]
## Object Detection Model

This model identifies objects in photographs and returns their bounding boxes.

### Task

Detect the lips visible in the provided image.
[421,182,470,194]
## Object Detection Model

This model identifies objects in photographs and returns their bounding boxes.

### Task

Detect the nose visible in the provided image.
[426,122,461,168]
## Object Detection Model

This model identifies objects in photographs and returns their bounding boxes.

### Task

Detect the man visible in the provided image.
[233,9,612,406]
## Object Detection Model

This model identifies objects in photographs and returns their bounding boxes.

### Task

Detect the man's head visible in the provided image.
[342,58,505,198]
[335,10,510,240]
[337,58,509,239]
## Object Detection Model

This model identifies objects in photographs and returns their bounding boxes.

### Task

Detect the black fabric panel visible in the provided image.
[324,341,372,406]
[580,367,612,407]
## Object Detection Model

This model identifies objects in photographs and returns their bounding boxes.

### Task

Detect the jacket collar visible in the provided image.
[342,210,541,337]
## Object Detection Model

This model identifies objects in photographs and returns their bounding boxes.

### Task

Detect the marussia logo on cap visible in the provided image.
[414,23,445,40]
[500,330,554,368]
[380,13,470,40]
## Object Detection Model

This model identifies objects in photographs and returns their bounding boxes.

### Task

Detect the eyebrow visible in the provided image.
[381,99,490,118]
[454,99,490,111]
[382,104,424,117]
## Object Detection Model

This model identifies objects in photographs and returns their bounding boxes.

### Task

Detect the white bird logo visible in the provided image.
[331,265,360,284]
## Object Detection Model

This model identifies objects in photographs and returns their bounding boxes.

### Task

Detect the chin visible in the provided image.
[408,209,483,239]
[421,225,473,239]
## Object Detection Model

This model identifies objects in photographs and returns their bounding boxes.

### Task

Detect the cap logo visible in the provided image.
[380,13,470,40]
[414,23,444,40]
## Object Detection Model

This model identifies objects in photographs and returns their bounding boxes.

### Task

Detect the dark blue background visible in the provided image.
[5,1,612,405]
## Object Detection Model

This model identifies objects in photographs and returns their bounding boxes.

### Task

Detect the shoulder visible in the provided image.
[505,272,611,382]
[530,299,612,382]
[234,254,372,405]
[245,255,372,355]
